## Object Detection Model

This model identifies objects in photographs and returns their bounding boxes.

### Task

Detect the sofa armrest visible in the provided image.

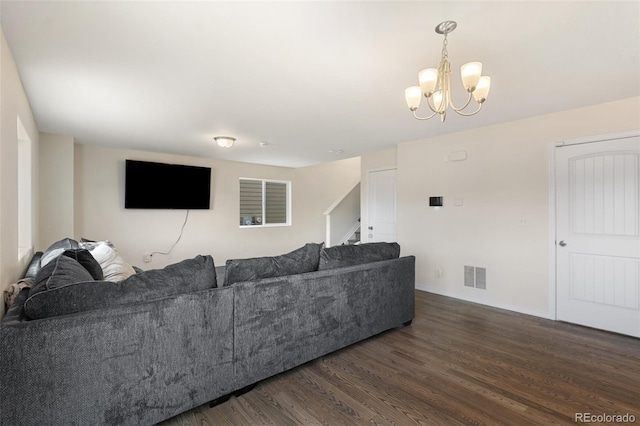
[0,286,234,426]
[2,288,30,324]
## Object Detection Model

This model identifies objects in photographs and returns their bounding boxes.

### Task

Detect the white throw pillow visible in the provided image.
[40,248,65,267]
[81,241,136,282]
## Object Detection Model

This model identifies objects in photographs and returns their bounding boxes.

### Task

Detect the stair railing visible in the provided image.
[324,182,360,247]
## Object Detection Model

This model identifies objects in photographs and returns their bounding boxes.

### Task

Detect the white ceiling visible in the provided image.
[1,1,639,167]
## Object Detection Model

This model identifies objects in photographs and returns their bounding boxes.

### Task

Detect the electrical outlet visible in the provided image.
[143,253,152,263]
[435,265,444,278]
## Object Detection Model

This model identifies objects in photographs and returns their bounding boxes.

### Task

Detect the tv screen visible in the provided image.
[125,160,211,209]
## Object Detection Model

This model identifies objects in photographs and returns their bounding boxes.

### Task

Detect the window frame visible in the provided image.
[17,116,33,261]
[239,177,292,228]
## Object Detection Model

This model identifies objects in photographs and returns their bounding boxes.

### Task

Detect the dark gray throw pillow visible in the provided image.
[24,252,43,279]
[59,249,104,280]
[29,255,95,297]
[24,255,217,320]
[46,237,80,251]
[223,243,322,286]
[318,242,401,270]
[40,237,80,267]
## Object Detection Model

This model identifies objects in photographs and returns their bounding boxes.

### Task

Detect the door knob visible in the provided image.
[368,226,373,230]
[558,240,567,247]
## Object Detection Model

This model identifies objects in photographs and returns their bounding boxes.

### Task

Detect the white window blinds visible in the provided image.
[239,178,290,226]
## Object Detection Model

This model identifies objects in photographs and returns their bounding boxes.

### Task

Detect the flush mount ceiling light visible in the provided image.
[214,136,235,148]
[405,21,491,122]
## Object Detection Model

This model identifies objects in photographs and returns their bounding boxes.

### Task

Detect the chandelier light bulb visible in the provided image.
[405,86,422,110]
[460,62,482,92]
[473,76,491,103]
[433,91,444,112]
[418,68,438,96]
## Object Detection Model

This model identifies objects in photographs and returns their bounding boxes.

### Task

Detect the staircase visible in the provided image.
[324,182,360,248]
[344,219,361,245]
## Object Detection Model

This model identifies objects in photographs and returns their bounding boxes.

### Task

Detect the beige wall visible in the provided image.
[74,144,360,269]
[0,27,40,319]
[397,97,640,318]
[39,133,74,249]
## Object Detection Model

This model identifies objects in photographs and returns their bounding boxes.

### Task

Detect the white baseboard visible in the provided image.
[415,284,555,320]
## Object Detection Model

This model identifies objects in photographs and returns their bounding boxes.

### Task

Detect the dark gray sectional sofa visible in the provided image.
[0,240,415,426]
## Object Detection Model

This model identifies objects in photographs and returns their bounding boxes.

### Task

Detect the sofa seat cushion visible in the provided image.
[223,243,322,286]
[24,255,217,320]
[318,242,401,270]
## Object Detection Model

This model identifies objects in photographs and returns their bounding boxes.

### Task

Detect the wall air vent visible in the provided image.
[464,266,486,289]
[475,267,487,289]
[464,266,475,287]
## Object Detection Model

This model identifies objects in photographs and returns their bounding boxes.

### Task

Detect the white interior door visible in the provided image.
[367,169,397,242]
[556,135,640,337]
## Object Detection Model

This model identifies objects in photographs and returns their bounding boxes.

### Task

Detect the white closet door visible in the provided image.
[367,169,397,242]
[556,135,640,337]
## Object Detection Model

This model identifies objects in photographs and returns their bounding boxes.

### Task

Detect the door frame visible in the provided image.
[548,130,640,320]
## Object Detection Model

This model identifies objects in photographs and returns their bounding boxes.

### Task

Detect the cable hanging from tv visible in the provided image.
[148,210,190,260]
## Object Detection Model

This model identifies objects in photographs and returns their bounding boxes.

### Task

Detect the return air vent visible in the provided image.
[464,266,475,287]
[464,266,486,289]
[475,267,487,289]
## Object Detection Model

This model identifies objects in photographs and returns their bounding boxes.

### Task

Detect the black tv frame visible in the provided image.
[124,159,211,210]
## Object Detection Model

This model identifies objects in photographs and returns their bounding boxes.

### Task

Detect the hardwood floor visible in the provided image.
[159,291,640,425]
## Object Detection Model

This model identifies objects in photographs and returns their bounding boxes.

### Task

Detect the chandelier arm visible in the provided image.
[413,109,438,120]
[452,102,483,117]
[449,91,473,112]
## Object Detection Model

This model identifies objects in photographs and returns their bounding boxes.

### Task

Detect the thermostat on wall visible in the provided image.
[429,196,443,207]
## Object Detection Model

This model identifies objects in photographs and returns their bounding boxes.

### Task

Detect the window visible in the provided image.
[239,178,291,227]
[17,116,33,260]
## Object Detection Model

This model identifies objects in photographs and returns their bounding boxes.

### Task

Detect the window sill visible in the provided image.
[240,223,291,229]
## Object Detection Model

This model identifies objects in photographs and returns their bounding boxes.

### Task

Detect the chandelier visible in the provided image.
[405,21,491,122]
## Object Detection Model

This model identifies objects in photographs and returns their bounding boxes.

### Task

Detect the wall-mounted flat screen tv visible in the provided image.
[125,160,211,209]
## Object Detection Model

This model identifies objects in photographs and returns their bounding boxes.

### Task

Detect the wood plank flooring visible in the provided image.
[159,291,640,425]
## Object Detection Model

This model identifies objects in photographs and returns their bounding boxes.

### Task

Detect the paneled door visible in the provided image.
[556,134,640,337]
[367,169,397,242]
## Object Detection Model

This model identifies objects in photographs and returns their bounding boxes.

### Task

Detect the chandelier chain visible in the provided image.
[442,33,449,59]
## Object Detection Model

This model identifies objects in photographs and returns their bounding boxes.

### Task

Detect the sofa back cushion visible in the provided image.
[318,242,401,270]
[24,255,217,320]
[223,243,322,286]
